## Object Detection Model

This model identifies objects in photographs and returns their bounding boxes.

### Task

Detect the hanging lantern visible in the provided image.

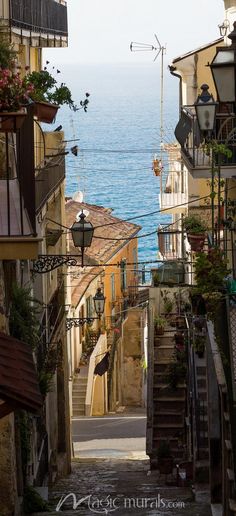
[93,287,106,319]
[71,211,94,266]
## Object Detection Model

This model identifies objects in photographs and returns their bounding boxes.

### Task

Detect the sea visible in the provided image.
[54,63,178,275]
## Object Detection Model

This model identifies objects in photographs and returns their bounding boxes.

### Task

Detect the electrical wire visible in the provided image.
[45,184,236,234]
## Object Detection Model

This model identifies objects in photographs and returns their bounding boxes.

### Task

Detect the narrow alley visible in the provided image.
[33,458,212,515]
[32,411,212,515]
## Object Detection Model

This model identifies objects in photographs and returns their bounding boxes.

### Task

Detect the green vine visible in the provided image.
[9,284,41,350]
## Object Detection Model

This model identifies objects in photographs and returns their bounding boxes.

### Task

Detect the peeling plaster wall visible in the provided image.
[121,309,143,406]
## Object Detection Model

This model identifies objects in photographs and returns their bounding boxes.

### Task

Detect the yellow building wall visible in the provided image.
[103,237,138,327]
[195,44,223,96]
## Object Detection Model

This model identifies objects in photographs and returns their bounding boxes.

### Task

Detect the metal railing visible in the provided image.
[0,108,36,237]
[9,0,68,36]
[35,157,65,212]
[179,108,236,169]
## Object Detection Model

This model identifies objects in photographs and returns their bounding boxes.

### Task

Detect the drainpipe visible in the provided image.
[169,65,183,117]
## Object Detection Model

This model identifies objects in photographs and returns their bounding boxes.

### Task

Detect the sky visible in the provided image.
[45,0,225,66]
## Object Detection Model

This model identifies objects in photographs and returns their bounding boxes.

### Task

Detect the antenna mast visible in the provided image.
[130,35,166,194]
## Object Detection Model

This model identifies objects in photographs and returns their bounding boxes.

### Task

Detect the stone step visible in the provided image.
[154,363,169,373]
[72,386,87,392]
[72,393,86,399]
[73,409,85,416]
[153,413,184,425]
[154,348,175,361]
[72,402,85,409]
[153,427,184,438]
[73,377,88,384]
[196,366,206,376]
[154,386,186,398]
[154,399,185,412]
[197,378,207,389]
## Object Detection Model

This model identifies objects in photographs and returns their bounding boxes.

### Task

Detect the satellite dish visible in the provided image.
[75,209,90,221]
[73,191,84,203]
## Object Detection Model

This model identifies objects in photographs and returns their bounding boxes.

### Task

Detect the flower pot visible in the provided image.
[187,233,206,252]
[33,101,59,124]
[155,326,165,336]
[0,109,27,132]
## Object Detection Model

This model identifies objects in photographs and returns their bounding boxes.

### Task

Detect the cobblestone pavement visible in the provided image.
[33,459,212,516]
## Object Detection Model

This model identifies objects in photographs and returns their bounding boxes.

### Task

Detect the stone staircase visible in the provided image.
[151,328,186,467]
[72,375,88,417]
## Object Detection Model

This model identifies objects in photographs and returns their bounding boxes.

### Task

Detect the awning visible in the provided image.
[0,332,42,418]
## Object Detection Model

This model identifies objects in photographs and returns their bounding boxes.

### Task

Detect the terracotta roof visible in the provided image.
[65,200,141,307]
[0,332,42,417]
[66,200,141,262]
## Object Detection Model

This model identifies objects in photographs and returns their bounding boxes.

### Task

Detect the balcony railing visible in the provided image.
[159,191,200,213]
[158,224,183,261]
[176,108,236,178]
[35,156,65,213]
[9,0,68,36]
[0,107,36,237]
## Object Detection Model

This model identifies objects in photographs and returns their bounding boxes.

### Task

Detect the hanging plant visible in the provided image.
[23,66,90,112]
[9,284,41,350]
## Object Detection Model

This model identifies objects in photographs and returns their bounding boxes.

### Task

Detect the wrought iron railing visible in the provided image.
[9,0,68,36]
[0,107,36,237]
[35,157,65,212]
[178,108,236,169]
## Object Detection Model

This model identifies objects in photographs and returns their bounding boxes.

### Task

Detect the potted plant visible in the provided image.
[163,298,173,315]
[183,214,207,251]
[165,349,187,389]
[157,441,173,474]
[23,67,90,123]
[0,68,33,131]
[154,316,166,336]
[174,331,185,350]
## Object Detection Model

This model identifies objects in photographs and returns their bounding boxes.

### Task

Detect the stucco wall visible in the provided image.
[121,309,143,406]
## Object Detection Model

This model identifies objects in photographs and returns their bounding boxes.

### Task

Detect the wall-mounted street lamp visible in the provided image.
[66,287,106,331]
[194,84,218,245]
[218,19,230,38]
[71,211,94,267]
[210,21,236,103]
[194,84,218,134]
[33,211,94,273]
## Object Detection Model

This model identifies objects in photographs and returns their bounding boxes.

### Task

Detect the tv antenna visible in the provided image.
[130,35,166,193]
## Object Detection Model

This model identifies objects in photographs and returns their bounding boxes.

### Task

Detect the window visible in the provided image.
[111,273,115,301]
[86,295,94,319]
[120,259,127,291]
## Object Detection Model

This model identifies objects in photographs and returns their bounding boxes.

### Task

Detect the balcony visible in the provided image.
[159,191,199,214]
[0,108,40,259]
[158,224,183,261]
[176,108,236,179]
[1,0,68,46]
[35,157,65,213]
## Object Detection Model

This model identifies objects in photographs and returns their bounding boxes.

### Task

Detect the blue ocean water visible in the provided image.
[57,63,178,264]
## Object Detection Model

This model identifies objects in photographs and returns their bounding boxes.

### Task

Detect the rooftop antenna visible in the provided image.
[130,35,166,195]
